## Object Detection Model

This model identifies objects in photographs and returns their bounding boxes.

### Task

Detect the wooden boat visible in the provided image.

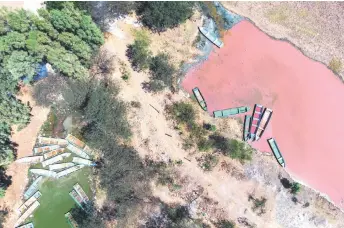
[243,115,251,141]
[249,104,264,140]
[267,138,285,167]
[255,108,273,141]
[66,134,85,149]
[65,212,79,228]
[213,106,250,118]
[199,27,224,48]
[192,87,207,111]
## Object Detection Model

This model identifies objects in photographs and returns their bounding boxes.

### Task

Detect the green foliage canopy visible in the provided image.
[136,2,195,32]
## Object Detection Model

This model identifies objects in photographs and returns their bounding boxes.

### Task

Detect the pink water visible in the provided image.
[183,20,344,208]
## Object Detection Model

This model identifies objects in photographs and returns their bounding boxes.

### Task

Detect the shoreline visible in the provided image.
[180,5,344,214]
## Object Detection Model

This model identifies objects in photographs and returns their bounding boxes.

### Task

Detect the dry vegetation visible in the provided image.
[222,1,344,79]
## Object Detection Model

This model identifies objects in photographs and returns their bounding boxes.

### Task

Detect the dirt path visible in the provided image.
[0,87,49,227]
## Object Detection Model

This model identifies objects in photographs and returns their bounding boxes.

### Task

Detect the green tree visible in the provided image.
[149,53,175,91]
[127,30,152,71]
[0,123,15,166]
[0,187,5,198]
[46,42,89,79]
[0,94,31,126]
[0,31,26,54]
[136,2,195,32]
[4,51,39,80]
[58,32,92,61]
[6,9,32,33]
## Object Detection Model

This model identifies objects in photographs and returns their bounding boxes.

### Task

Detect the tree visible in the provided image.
[136,2,195,32]
[57,32,92,61]
[149,53,175,91]
[0,123,15,166]
[6,9,32,33]
[46,42,89,79]
[127,30,152,71]
[290,182,301,194]
[0,94,31,127]
[4,51,39,81]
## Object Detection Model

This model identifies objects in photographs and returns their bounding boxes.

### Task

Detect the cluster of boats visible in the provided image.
[191,87,285,167]
[15,134,95,227]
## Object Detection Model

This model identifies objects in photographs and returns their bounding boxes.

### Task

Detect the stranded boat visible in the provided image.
[192,87,207,111]
[213,106,250,118]
[243,115,251,141]
[255,108,273,141]
[249,104,264,140]
[199,27,224,48]
[267,138,285,167]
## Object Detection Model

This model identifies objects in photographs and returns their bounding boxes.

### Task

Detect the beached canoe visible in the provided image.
[243,115,251,141]
[249,104,264,140]
[199,27,224,48]
[213,106,250,118]
[267,138,285,167]
[255,108,273,141]
[192,87,207,111]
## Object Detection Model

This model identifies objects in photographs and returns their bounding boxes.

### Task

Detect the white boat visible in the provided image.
[16,201,40,226]
[49,162,75,171]
[24,176,43,199]
[66,134,85,149]
[16,156,44,164]
[30,169,57,178]
[43,148,66,160]
[73,157,95,166]
[67,144,90,159]
[199,27,224,48]
[42,153,71,167]
[18,191,42,215]
[38,136,68,146]
[33,145,60,154]
[56,165,84,179]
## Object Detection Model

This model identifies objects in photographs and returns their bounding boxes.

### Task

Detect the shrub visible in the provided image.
[203,123,216,131]
[215,220,236,228]
[0,208,8,227]
[290,182,301,194]
[0,187,5,198]
[209,134,252,163]
[126,30,152,71]
[329,57,342,74]
[136,2,195,32]
[130,101,141,108]
[248,194,267,216]
[199,154,218,171]
[197,137,213,152]
[168,102,196,125]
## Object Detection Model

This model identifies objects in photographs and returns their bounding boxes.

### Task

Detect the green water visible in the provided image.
[27,167,91,228]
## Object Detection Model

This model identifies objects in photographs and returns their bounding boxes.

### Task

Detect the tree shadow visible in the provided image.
[280,178,292,189]
[0,167,12,189]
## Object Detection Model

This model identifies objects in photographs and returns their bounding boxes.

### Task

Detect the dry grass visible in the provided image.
[222,2,344,79]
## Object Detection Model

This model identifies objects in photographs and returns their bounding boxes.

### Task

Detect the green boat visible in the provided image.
[192,87,207,111]
[243,115,251,141]
[267,138,285,167]
[213,106,250,118]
